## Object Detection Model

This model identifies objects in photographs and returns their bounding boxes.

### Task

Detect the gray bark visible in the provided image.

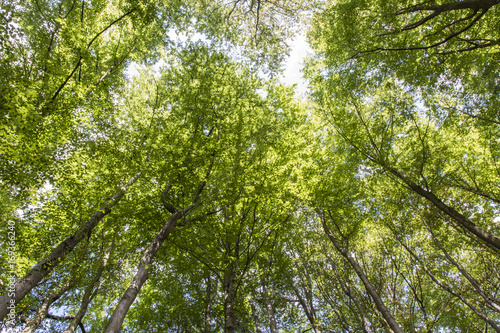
[0,171,142,321]
[320,211,404,333]
[249,295,263,333]
[103,210,183,333]
[261,275,278,333]
[223,261,236,333]
[22,280,73,333]
[103,161,210,332]
[64,240,114,333]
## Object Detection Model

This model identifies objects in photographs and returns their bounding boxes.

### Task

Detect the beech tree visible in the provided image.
[2,0,500,332]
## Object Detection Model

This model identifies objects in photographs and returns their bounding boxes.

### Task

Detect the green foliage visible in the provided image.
[2,1,500,332]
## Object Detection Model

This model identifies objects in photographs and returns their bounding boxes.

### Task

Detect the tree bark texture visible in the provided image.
[223,261,236,333]
[0,171,142,321]
[103,210,182,333]
[249,295,263,333]
[104,174,206,332]
[261,275,278,333]
[21,279,73,333]
[64,240,114,333]
[320,211,404,333]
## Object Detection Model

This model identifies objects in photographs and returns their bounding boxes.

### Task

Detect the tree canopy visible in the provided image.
[1,0,499,332]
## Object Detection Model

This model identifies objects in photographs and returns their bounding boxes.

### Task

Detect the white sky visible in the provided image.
[127,31,311,96]
[280,33,311,96]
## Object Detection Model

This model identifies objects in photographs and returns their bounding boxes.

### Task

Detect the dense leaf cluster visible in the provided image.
[1,0,499,332]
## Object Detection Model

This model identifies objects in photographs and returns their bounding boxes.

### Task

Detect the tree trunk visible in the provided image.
[103,174,207,333]
[0,171,142,321]
[320,211,404,333]
[401,241,500,332]
[323,246,372,333]
[249,295,263,333]
[398,0,500,14]
[22,280,73,333]
[64,240,114,333]
[223,261,236,333]
[204,274,217,333]
[261,275,277,333]
[291,283,322,333]
[103,210,183,333]
[386,166,500,251]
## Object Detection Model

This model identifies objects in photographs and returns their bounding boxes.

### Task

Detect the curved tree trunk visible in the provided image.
[319,211,404,333]
[22,279,73,333]
[223,261,236,333]
[261,275,278,333]
[0,171,142,321]
[103,210,183,333]
[64,240,114,333]
[385,166,500,251]
[104,158,211,332]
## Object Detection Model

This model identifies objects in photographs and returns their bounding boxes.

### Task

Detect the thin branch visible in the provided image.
[171,240,223,282]
[80,0,84,23]
[177,208,222,226]
[47,313,75,320]
[401,240,500,331]
[86,8,136,50]
[423,9,478,38]
[226,0,243,21]
[353,4,494,58]
[47,313,87,332]
[254,0,261,46]
[52,8,136,100]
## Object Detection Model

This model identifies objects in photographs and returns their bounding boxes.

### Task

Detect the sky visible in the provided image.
[281,33,311,96]
[126,31,312,97]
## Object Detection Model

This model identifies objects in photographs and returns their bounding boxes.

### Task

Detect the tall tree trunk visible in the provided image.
[401,241,500,332]
[223,261,236,333]
[21,279,73,333]
[319,211,404,333]
[204,274,217,333]
[0,171,142,321]
[104,172,208,332]
[384,165,500,251]
[291,283,322,333]
[249,295,263,333]
[261,275,277,333]
[64,240,114,333]
[323,246,372,333]
[103,210,183,333]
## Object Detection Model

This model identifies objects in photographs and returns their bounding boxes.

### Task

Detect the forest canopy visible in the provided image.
[1,0,499,332]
